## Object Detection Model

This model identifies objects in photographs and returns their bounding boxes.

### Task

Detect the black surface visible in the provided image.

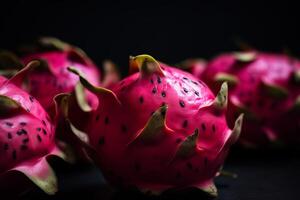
[1,1,300,74]
[4,149,299,200]
[1,1,300,199]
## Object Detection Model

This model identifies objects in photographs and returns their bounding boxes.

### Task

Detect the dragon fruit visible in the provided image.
[0,61,71,194]
[200,51,300,147]
[18,37,102,111]
[67,54,243,197]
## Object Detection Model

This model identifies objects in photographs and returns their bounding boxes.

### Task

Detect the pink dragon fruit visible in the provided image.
[19,37,101,111]
[200,51,300,147]
[0,61,71,195]
[67,54,243,197]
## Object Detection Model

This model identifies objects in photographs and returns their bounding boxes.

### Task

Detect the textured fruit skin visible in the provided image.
[201,52,300,147]
[69,55,242,196]
[0,62,69,194]
[22,49,100,110]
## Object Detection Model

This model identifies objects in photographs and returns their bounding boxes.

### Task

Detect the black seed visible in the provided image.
[20,145,27,150]
[95,114,100,121]
[104,116,109,125]
[194,91,199,96]
[212,124,216,133]
[186,162,193,170]
[121,124,127,133]
[7,132,12,139]
[23,138,29,144]
[37,135,42,142]
[183,87,188,93]
[176,172,181,179]
[182,120,188,128]
[20,122,27,126]
[42,128,47,135]
[201,123,206,131]
[150,79,154,84]
[6,122,13,127]
[176,138,182,144]
[192,81,198,85]
[204,157,208,166]
[161,91,166,97]
[213,109,222,116]
[152,87,157,94]
[134,162,141,172]
[12,150,17,160]
[26,108,30,112]
[36,127,41,132]
[183,77,188,80]
[29,96,34,102]
[17,129,27,135]
[179,100,185,108]
[98,136,105,145]
[4,143,8,150]
[42,120,46,126]
[139,96,144,104]
[157,76,162,84]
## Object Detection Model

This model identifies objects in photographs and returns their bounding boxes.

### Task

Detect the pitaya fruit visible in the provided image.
[67,54,243,197]
[18,37,102,111]
[200,51,300,147]
[0,61,72,195]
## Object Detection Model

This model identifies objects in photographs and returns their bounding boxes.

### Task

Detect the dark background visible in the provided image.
[1,0,300,74]
[1,1,300,200]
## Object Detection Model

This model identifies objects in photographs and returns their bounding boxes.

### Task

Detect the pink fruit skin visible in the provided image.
[201,52,300,147]
[70,55,242,196]
[0,62,69,194]
[22,50,101,110]
[0,80,54,169]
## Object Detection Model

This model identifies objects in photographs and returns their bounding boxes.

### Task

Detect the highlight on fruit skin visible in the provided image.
[67,54,244,197]
[0,61,73,195]
[199,51,300,147]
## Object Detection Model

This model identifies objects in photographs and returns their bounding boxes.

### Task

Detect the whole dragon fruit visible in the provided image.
[19,37,101,110]
[0,61,71,195]
[67,54,243,197]
[201,51,300,147]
